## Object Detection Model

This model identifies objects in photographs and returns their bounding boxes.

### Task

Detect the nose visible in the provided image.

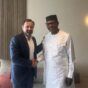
[26,28,33,32]
[48,24,54,28]
[26,27,31,31]
[49,24,53,27]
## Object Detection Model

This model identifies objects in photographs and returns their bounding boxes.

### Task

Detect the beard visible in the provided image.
[48,27,59,34]
[25,30,33,38]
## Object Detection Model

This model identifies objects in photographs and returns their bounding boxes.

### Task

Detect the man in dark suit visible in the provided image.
[9,19,38,88]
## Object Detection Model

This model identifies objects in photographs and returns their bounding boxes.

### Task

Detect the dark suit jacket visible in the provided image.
[9,33,37,88]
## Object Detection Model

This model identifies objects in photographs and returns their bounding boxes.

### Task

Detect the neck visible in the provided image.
[25,33,32,40]
[51,29,59,35]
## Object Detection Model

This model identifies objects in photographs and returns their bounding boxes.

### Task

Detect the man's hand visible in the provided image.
[32,59,37,67]
[65,77,73,86]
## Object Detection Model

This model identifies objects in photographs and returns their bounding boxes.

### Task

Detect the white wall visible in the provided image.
[27,0,88,76]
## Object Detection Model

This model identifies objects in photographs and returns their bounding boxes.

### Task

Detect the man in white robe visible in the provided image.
[38,15,75,88]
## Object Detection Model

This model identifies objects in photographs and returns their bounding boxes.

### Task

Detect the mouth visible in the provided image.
[26,30,33,35]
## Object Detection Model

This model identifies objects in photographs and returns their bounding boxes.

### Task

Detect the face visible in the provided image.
[46,20,59,34]
[22,21,34,37]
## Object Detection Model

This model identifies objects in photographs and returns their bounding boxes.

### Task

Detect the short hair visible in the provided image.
[22,19,35,25]
[46,15,58,23]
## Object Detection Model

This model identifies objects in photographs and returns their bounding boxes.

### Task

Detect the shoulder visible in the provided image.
[10,33,24,43]
[60,30,70,37]
[59,30,72,42]
[60,30,69,36]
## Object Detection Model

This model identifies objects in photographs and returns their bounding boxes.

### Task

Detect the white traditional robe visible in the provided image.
[42,30,75,88]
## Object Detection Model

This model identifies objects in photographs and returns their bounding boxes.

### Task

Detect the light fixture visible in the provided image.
[85,15,88,27]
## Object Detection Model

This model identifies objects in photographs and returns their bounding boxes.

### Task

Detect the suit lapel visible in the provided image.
[20,33,30,58]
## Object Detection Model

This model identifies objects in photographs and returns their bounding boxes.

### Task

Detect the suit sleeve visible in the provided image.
[66,35,75,78]
[9,37,30,66]
[36,43,43,53]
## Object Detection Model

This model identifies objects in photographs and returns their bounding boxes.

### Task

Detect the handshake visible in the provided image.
[31,59,38,67]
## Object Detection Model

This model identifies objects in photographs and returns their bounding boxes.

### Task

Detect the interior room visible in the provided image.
[0,0,88,88]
